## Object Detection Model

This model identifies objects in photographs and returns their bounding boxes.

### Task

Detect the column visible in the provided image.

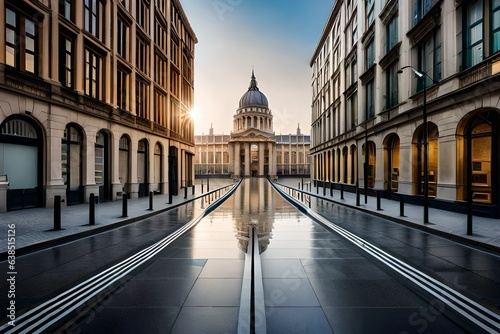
[235,142,240,177]
[245,143,251,176]
[259,142,264,176]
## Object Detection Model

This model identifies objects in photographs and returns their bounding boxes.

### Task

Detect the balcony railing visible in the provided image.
[459,60,492,88]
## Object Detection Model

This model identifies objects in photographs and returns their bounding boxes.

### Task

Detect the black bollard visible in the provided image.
[316,183,319,194]
[207,178,210,192]
[330,182,333,197]
[377,191,381,211]
[192,185,195,195]
[149,191,154,210]
[184,186,187,199]
[356,186,360,206]
[400,196,405,217]
[122,193,128,217]
[89,193,95,225]
[340,184,344,200]
[323,183,326,196]
[54,195,62,230]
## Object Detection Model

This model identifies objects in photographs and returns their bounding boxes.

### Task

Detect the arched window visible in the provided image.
[137,139,148,197]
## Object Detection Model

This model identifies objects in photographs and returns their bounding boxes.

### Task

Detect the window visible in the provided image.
[84,0,104,40]
[136,36,149,74]
[416,28,441,91]
[5,8,39,74]
[171,35,179,67]
[60,0,72,21]
[467,1,484,67]
[493,0,500,52]
[366,0,375,28]
[366,39,375,69]
[352,14,358,47]
[346,92,357,131]
[117,19,128,59]
[84,48,102,99]
[137,0,150,33]
[366,79,375,119]
[387,16,398,52]
[117,68,128,110]
[170,69,179,96]
[386,63,399,109]
[155,21,167,52]
[59,33,74,88]
[95,132,104,184]
[154,89,167,126]
[136,78,149,119]
[155,54,167,88]
[413,0,437,26]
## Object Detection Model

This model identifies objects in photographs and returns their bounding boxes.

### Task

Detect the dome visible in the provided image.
[239,71,268,108]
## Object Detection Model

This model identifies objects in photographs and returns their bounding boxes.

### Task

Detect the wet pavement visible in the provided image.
[3,178,496,333]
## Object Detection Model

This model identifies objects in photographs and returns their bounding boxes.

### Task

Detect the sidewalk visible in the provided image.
[277,178,500,252]
[0,178,234,255]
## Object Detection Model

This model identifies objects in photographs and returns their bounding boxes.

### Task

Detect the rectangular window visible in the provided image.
[155,54,167,88]
[59,33,74,88]
[117,19,127,59]
[366,39,375,69]
[386,63,399,109]
[366,0,375,28]
[154,89,167,126]
[137,0,150,33]
[387,16,399,52]
[84,48,102,99]
[493,0,500,53]
[5,8,17,68]
[5,8,39,74]
[171,36,179,67]
[117,68,128,110]
[366,79,375,120]
[170,69,179,96]
[136,78,149,119]
[417,28,441,91]
[59,0,72,21]
[136,36,149,74]
[466,1,484,67]
[84,0,104,40]
[413,0,435,26]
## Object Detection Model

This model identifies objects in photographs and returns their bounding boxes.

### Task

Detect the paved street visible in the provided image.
[1,178,499,333]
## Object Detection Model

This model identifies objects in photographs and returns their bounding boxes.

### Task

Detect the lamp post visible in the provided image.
[397,66,434,224]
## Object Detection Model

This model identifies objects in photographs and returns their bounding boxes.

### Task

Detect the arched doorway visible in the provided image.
[362,141,376,188]
[137,139,148,197]
[350,145,357,185]
[95,130,111,201]
[0,117,43,210]
[154,143,162,193]
[251,144,258,176]
[169,146,178,195]
[462,110,500,215]
[62,124,84,205]
[384,134,400,192]
[413,123,438,196]
[119,135,130,193]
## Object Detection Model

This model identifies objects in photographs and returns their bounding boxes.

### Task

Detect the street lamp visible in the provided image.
[397,65,435,224]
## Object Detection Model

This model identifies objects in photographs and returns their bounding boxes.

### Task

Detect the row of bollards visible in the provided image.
[280,183,408,219]
[53,183,211,230]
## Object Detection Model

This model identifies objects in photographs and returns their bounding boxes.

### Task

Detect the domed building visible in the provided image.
[194,71,311,178]
[228,71,276,177]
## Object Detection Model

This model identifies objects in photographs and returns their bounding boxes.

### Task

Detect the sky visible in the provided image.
[179,0,333,135]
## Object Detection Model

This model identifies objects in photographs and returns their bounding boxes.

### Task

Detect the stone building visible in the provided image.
[195,71,310,178]
[310,0,500,218]
[0,0,196,211]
